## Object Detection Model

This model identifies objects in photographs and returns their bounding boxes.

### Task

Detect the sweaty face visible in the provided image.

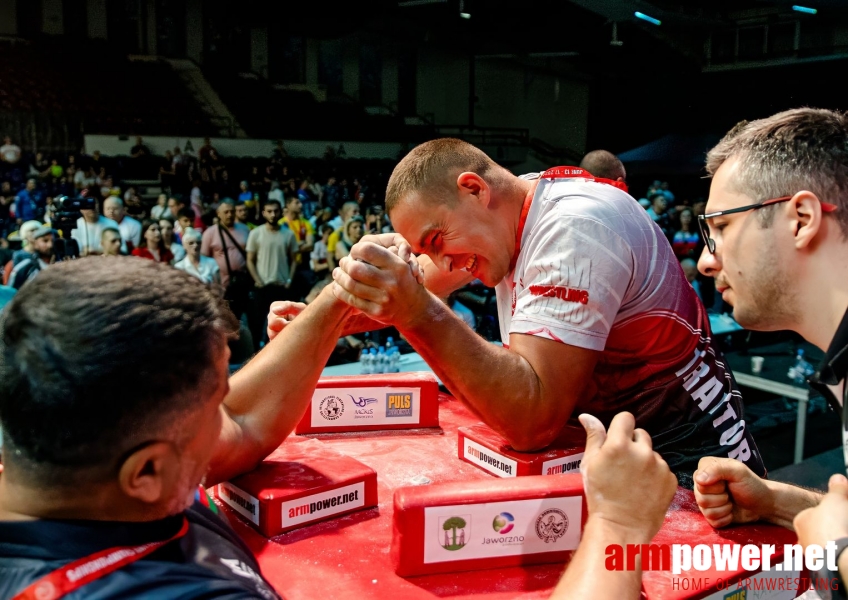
[390,193,512,287]
[698,157,798,330]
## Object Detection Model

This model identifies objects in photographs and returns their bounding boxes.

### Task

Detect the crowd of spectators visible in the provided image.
[0,135,407,361]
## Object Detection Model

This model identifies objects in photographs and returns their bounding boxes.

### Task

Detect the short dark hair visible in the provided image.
[579,150,626,181]
[649,192,666,204]
[707,108,848,234]
[0,258,238,484]
[264,199,282,210]
[177,208,195,221]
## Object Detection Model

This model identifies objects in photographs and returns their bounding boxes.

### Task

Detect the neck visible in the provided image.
[285,211,297,220]
[266,221,279,230]
[190,253,200,264]
[0,470,165,523]
[85,214,99,224]
[793,248,848,351]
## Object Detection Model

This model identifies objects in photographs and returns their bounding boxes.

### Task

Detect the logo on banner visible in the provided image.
[319,395,345,420]
[386,392,413,417]
[492,512,515,534]
[350,395,377,407]
[439,515,470,551]
[535,509,568,543]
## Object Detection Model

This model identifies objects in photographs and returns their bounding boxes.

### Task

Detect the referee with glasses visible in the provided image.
[693,108,848,597]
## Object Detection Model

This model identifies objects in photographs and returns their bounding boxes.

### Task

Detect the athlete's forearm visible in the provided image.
[401,294,549,448]
[551,516,648,600]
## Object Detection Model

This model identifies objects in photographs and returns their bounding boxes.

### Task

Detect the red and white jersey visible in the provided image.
[495,171,765,485]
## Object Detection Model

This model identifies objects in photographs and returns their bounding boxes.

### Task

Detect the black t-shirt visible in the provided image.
[0,501,281,599]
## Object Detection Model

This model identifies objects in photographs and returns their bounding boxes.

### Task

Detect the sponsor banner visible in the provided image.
[218,482,261,525]
[281,482,366,528]
[542,452,584,476]
[462,438,518,478]
[310,387,421,427]
[701,566,801,600]
[422,497,582,564]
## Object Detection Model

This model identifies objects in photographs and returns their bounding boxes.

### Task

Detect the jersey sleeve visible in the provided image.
[510,210,634,351]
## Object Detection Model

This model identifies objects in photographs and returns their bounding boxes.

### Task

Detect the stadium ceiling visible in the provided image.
[257,0,848,75]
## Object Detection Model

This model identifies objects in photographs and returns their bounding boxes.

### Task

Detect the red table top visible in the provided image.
[217,393,797,600]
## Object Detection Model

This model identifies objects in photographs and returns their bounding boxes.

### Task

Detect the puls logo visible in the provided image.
[535,509,568,543]
[492,512,514,534]
[319,395,344,420]
[439,515,470,551]
[387,392,413,418]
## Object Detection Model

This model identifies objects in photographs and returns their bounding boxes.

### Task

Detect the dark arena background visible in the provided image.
[2,1,848,598]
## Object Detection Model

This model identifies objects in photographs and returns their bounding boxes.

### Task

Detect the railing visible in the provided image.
[435,125,531,147]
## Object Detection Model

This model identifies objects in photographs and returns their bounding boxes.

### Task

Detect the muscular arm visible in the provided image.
[206,287,355,485]
[333,244,598,450]
[401,293,598,450]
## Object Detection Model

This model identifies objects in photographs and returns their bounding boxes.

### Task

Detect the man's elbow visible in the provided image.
[502,422,561,453]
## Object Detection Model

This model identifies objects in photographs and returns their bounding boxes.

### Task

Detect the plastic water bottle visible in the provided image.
[389,347,400,373]
[386,336,394,350]
[360,348,372,375]
[787,349,814,384]
[376,346,387,374]
[369,348,378,374]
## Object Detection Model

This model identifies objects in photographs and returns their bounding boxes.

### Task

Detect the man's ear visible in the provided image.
[790,191,824,250]
[118,442,179,505]
[456,172,490,207]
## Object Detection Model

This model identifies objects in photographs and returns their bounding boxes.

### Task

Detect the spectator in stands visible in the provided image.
[100,226,123,257]
[201,199,249,290]
[9,226,55,290]
[0,191,12,238]
[71,200,120,257]
[167,196,185,223]
[323,176,342,212]
[132,220,174,263]
[235,202,256,231]
[130,136,150,159]
[199,137,217,163]
[646,192,672,238]
[680,258,702,302]
[238,181,252,204]
[310,223,334,281]
[175,228,221,286]
[267,181,284,205]
[327,201,360,269]
[334,216,365,263]
[0,136,22,175]
[579,149,627,190]
[151,194,171,220]
[14,179,43,225]
[365,205,388,235]
[279,195,315,299]
[672,207,700,259]
[159,150,175,190]
[159,217,186,263]
[246,199,298,346]
[103,197,141,252]
[42,196,56,227]
[176,208,195,239]
[74,165,97,190]
[11,221,42,266]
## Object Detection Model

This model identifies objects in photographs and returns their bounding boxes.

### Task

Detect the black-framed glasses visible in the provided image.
[697,195,838,254]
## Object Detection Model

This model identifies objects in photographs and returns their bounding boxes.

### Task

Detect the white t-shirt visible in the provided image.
[170,242,186,263]
[0,143,21,163]
[246,225,298,285]
[175,255,221,285]
[71,216,121,255]
[73,170,97,188]
[117,215,142,249]
[494,173,765,483]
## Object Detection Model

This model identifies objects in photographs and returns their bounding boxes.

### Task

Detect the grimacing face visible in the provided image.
[697,156,799,330]
[390,189,514,287]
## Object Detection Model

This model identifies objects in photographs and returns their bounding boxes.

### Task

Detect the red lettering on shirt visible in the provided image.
[528,284,589,305]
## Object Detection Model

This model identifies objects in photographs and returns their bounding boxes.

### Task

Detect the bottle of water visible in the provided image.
[369,348,378,374]
[386,336,394,350]
[376,346,386,374]
[389,346,400,373]
[360,348,372,375]
[787,349,814,384]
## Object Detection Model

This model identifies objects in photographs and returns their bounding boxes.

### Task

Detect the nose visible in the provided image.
[697,245,721,278]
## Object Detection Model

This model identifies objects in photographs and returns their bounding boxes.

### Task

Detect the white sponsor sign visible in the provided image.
[700,566,801,600]
[218,482,261,525]
[542,452,584,476]
[423,497,582,564]
[281,482,366,528]
[310,387,421,427]
[462,438,518,478]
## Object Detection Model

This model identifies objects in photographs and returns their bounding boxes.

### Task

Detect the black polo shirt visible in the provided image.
[808,307,848,472]
[0,501,281,599]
